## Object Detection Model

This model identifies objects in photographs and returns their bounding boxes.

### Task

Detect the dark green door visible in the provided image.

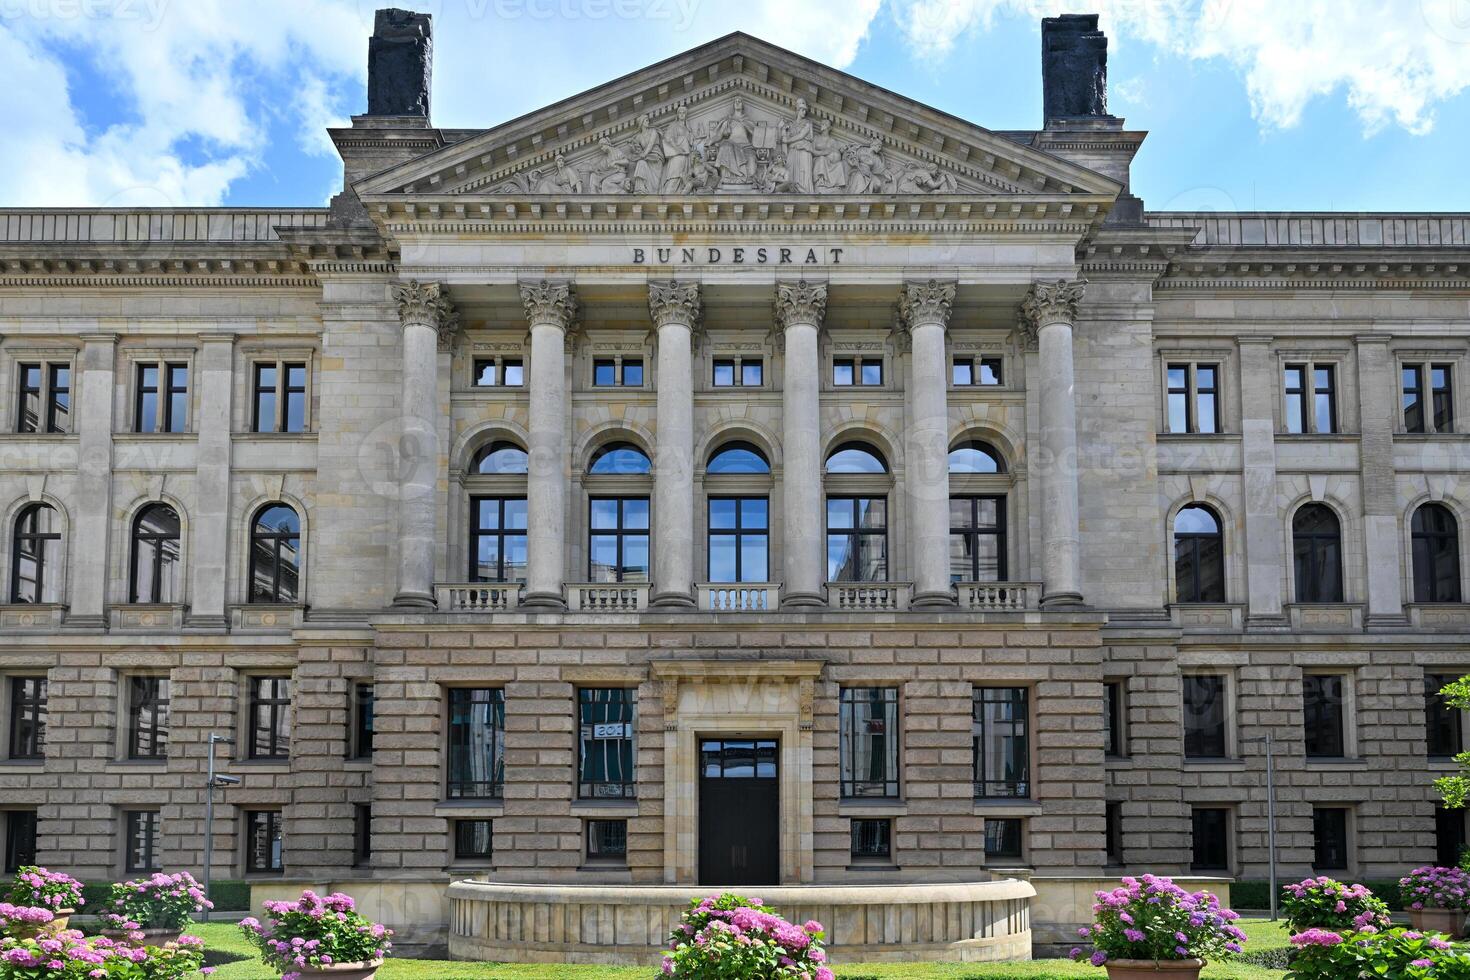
[698,738,779,885]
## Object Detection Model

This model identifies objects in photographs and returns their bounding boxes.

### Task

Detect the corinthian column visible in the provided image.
[899,280,957,608]
[1021,279,1087,608]
[392,280,458,608]
[776,280,828,608]
[649,281,701,608]
[520,280,578,610]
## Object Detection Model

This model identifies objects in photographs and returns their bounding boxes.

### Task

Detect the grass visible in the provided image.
[180,918,1293,980]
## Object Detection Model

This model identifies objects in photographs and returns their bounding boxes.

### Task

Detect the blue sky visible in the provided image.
[3,0,1470,212]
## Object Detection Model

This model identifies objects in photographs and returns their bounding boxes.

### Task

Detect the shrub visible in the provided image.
[1286,927,1470,980]
[0,930,207,979]
[1069,874,1246,968]
[0,904,53,937]
[662,893,832,979]
[5,869,83,913]
[1281,876,1392,933]
[240,890,391,978]
[1401,866,1470,912]
[101,873,213,932]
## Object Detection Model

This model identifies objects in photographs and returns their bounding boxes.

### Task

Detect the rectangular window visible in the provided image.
[742,360,763,386]
[46,365,69,433]
[585,819,627,862]
[1284,362,1337,433]
[592,358,642,387]
[1437,807,1467,868]
[850,818,892,860]
[839,687,899,799]
[1183,674,1228,759]
[1303,674,1346,759]
[1404,363,1455,433]
[1105,803,1124,866]
[826,496,888,582]
[1313,807,1350,870]
[16,363,41,433]
[1313,365,1337,433]
[470,496,529,583]
[3,810,37,874]
[953,356,1003,386]
[578,688,635,799]
[353,805,371,866]
[1426,673,1463,759]
[126,676,170,761]
[248,676,291,760]
[1433,365,1454,432]
[1104,682,1125,758]
[1165,362,1219,434]
[1191,807,1229,871]
[593,359,616,386]
[125,810,161,873]
[245,810,283,874]
[446,688,505,799]
[948,496,1006,582]
[252,361,307,433]
[588,497,650,582]
[473,358,524,387]
[352,684,374,760]
[15,362,70,434]
[833,357,883,386]
[973,687,1030,799]
[1284,365,1307,433]
[135,362,188,433]
[7,676,46,760]
[453,819,492,861]
[1404,365,1425,433]
[712,358,763,387]
[707,496,769,583]
[984,818,1023,860]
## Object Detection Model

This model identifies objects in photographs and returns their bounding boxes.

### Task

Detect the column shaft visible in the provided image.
[900,281,957,607]
[650,282,700,608]
[521,281,578,609]
[777,282,828,608]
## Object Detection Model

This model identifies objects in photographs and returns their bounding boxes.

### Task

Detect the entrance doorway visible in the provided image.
[698,738,779,885]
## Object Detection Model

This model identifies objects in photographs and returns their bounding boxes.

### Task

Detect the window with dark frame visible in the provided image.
[1104,682,1125,758]
[353,804,371,866]
[588,497,650,583]
[712,357,763,387]
[47,365,69,433]
[839,687,899,799]
[470,496,528,583]
[1404,363,1455,434]
[1437,807,1467,868]
[453,819,492,862]
[850,818,892,860]
[135,362,189,433]
[248,504,301,604]
[707,496,769,583]
[1412,504,1462,603]
[833,356,883,386]
[1165,362,1219,434]
[1303,674,1347,759]
[1105,802,1124,866]
[1190,807,1229,871]
[16,363,41,433]
[1284,365,1307,433]
[352,684,374,759]
[1183,674,1228,759]
[825,497,888,583]
[3,810,37,874]
[948,496,1007,582]
[129,504,181,604]
[984,818,1023,860]
[248,676,291,760]
[126,676,170,761]
[973,687,1030,799]
[1313,807,1350,870]
[473,358,524,387]
[14,361,70,434]
[446,688,505,799]
[11,503,60,604]
[7,676,46,760]
[592,358,643,387]
[952,356,1003,387]
[1293,504,1344,603]
[578,688,635,799]
[251,361,307,433]
[1173,504,1225,603]
[1426,673,1463,759]
[125,810,161,873]
[245,810,283,874]
[585,819,628,862]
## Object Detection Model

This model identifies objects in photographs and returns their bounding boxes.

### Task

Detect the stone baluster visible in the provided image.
[392,280,458,607]
[776,281,828,608]
[520,280,579,610]
[649,281,701,608]
[1022,279,1087,608]
[898,280,958,608]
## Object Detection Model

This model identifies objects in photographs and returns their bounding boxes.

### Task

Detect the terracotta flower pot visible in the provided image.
[1104,958,1206,980]
[1409,908,1468,939]
[102,926,187,947]
[49,908,75,933]
[286,958,385,980]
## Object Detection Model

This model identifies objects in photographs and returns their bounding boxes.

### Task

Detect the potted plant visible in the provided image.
[0,903,54,941]
[100,871,214,947]
[1070,874,1247,979]
[1400,866,1470,938]
[4,867,83,932]
[240,890,392,980]
[0,930,208,979]
[662,892,832,979]
[1281,876,1392,934]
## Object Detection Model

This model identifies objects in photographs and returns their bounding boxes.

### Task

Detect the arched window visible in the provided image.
[825,442,887,474]
[1174,505,1225,603]
[1413,503,1462,603]
[11,503,60,603]
[250,504,301,604]
[129,504,181,604]
[472,441,529,475]
[1293,504,1343,603]
[707,442,770,475]
[588,442,652,475]
[948,440,1005,474]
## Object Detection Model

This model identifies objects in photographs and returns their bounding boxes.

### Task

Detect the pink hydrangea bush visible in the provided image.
[1401,866,1470,913]
[101,873,213,934]
[662,893,832,980]
[4,870,83,913]
[0,905,53,936]
[0,930,208,979]
[239,891,391,980]
[1286,927,1470,980]
[1069,874,1246,968]
[1281,876,1392,934]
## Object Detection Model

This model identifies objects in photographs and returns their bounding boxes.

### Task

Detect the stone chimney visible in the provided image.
[1041,14,1111,125]
[367,7,433,119]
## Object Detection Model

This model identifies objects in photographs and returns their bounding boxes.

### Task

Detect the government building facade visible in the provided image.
[0,8,1467,963]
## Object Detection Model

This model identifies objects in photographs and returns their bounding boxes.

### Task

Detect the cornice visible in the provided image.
[0,274,319,289]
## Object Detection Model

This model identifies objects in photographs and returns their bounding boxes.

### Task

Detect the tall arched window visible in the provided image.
[1174,505,1225,603]
[11,503,60,603]
[706,442,771,584]
[1413,503,1462,603]
[472,441,529,475]
[1293,504,1343,603]
[129,504,181,604]
[707,442,769,475]
[587,441,652,582]
[249,504,301,604]
[588,442,651,475]
[947,440,1004,474]
[468,441,528,583]
[948,440,1008,582]
[825,442,888,475]
[825,442,889,582]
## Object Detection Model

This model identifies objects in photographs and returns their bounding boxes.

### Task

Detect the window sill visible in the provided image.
[434,801,504,819]
[972,800,1042,817]
[232,759,290,774]
[1183,758,1246,771]
[1304,758,1368,771]
[846,861,900,871]
[1429,758,1463,771]
[445,862,494,874]
[837,800,907,817]
[578,861,630,872]
[108,758,168,768]
[232,431,318,441]
[113,431,197,441]
[0,759,44,772]
[569,800,639,817]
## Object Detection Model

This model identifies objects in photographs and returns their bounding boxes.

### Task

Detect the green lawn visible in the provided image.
[181,919,1292,979]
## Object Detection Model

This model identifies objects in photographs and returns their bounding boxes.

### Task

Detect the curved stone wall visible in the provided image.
[447,879,1035,965]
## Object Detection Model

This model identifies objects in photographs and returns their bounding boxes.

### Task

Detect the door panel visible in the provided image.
[698,738,779,885]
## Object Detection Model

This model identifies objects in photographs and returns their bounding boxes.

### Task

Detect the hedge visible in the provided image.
[79,878,251,914]
[1231,878,1406,912]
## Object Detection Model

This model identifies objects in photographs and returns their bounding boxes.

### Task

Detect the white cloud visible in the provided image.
[891,0,1470,135]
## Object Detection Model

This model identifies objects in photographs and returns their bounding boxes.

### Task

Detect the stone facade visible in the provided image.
[0,11,1467,960]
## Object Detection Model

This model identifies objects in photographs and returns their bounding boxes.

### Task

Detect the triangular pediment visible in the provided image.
[353,32,1122,206]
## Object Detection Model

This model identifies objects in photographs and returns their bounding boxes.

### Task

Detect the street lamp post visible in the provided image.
[1242,733,1279,921]
[202,734,239,923]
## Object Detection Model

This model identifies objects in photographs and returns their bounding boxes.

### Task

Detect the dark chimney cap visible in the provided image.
[367,7,433,118]
[1042,13,1109,124]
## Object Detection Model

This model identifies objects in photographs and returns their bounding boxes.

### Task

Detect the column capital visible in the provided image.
[647,280,703,330]
[773,279,828,329]
[519,279,579,330]
[394,279,460,351]
[1019,278,1087,344]
[896,279,956,331]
